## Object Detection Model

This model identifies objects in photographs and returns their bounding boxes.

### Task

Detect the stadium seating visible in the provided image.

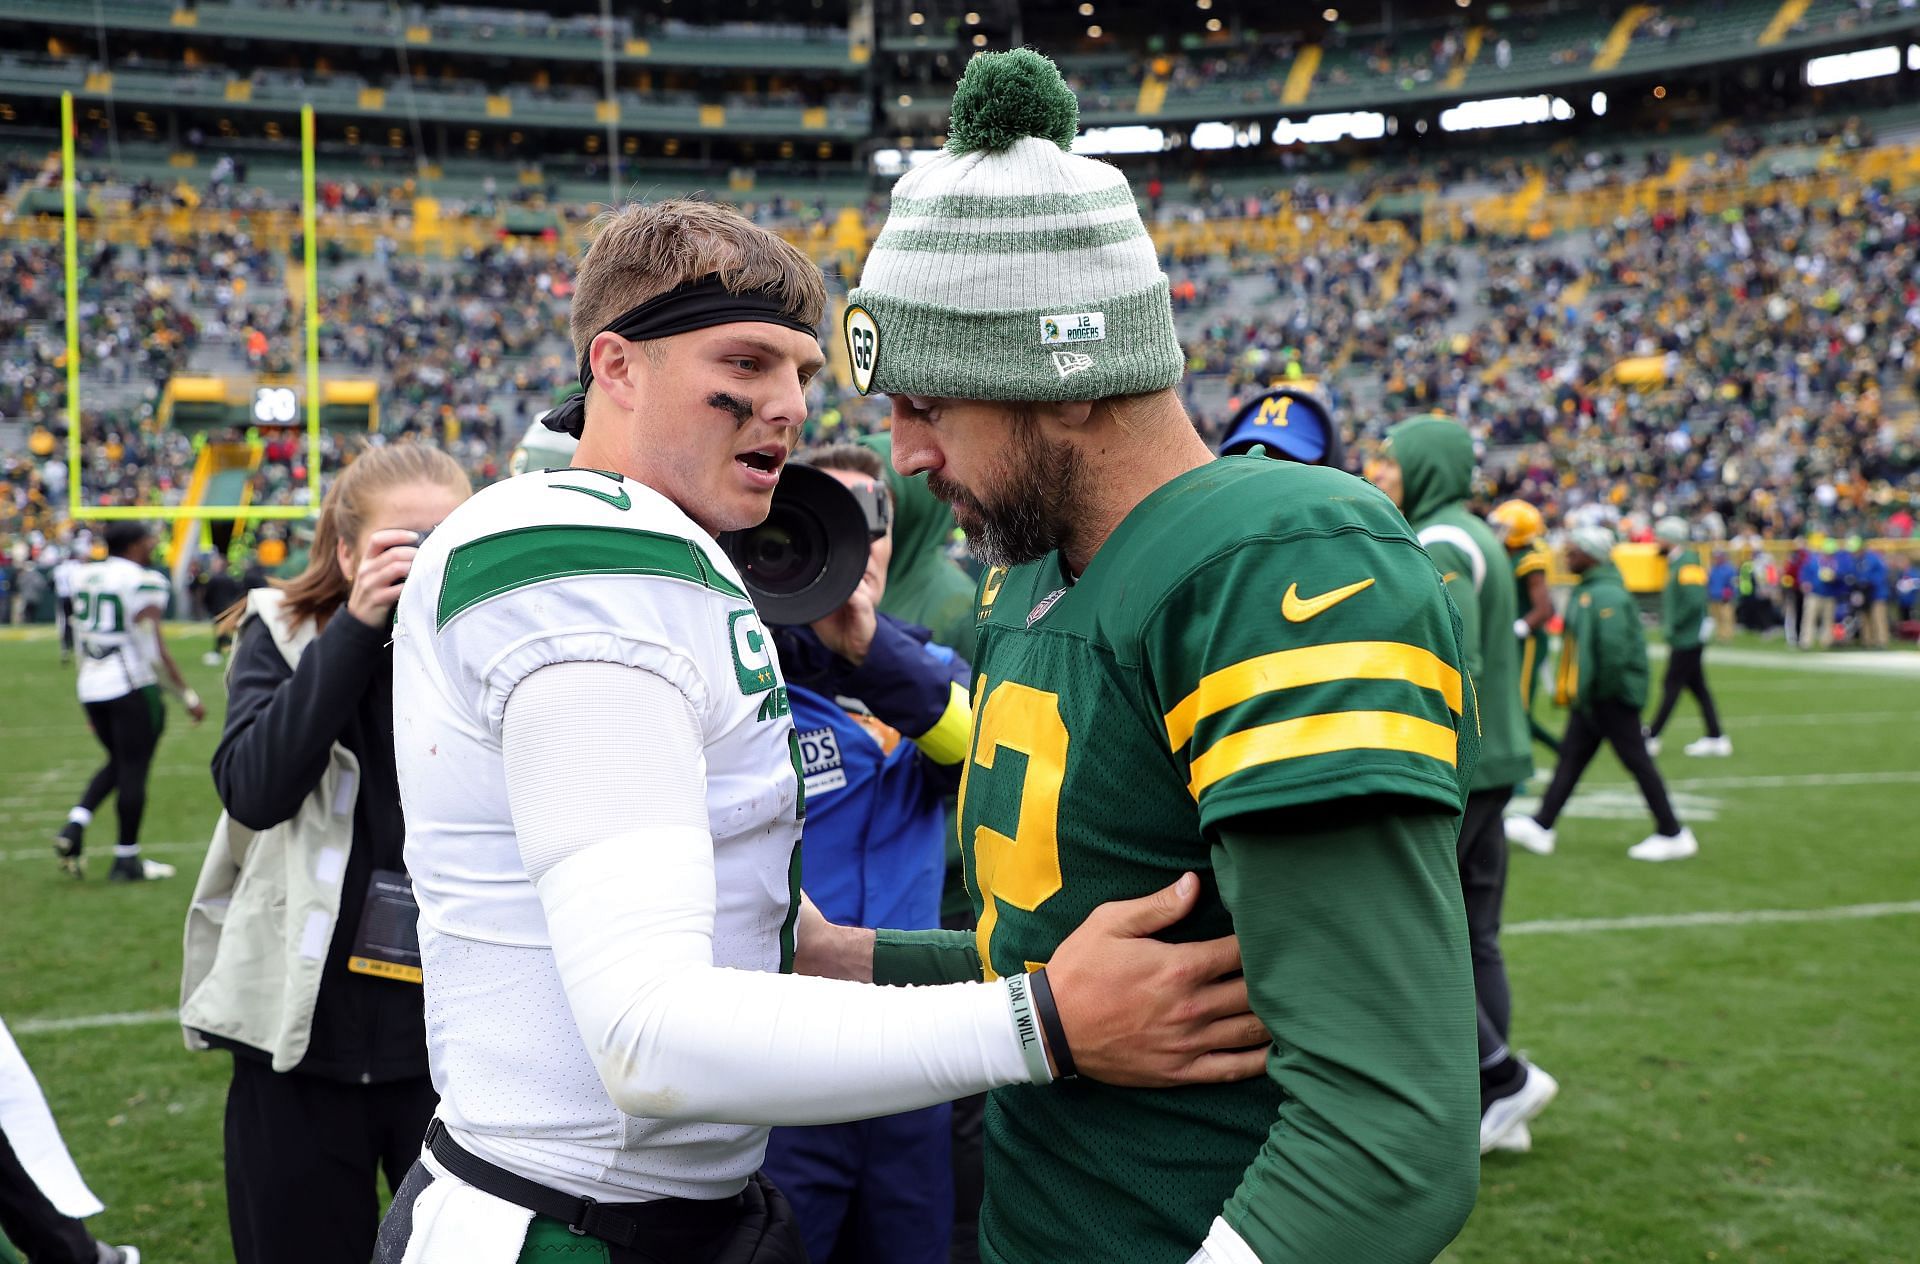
[2,0,1918,561]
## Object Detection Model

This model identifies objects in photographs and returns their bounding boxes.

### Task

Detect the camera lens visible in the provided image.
[719,463,873,625]
[739,513,826,593]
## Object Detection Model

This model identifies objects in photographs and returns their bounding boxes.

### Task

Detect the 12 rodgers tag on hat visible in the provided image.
[845,49,1184,402]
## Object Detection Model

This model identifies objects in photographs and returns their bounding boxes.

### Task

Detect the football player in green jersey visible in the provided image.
[1490,500,1561,756]
[812,50,1483,1264]
[1504,526,1700,863]
[1643,516,1729,757]
[1374,418,1557,1156]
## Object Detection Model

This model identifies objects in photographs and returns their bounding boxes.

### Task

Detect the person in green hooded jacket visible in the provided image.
[857,431,987,1263]
[1643,516,1729,758]
[1504,525,1700,863]
[1375,415,1555,1156]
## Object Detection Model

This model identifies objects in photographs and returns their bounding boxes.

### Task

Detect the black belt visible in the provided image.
[423,1117,743,1249]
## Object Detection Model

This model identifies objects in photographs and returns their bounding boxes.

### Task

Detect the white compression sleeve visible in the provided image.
[505,660,709,883]
[501,661,1038,1126]
[1184,1217,1264,1264]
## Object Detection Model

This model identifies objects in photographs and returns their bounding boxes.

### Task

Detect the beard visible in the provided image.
[927,422,1084,569]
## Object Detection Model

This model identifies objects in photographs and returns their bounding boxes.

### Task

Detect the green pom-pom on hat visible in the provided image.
[946,48,1079,155]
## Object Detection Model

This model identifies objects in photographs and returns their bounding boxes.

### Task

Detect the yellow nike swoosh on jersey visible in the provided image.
[1281,578,1376,622]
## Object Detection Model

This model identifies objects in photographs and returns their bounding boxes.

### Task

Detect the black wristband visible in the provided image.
[1029,967,1077,1080]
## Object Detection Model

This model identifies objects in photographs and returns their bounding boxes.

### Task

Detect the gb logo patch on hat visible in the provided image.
[845,305,879,395]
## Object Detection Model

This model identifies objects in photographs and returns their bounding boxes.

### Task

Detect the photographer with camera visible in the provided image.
[757,445,973,1264]
[185,444,470,1264]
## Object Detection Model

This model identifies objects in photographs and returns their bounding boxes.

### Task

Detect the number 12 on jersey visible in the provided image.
[957,676,1069,979]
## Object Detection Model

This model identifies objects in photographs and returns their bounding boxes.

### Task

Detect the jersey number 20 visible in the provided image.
[958,677,1068,979]
[71,591,125,634]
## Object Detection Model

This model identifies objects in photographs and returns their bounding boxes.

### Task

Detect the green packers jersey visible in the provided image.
[1662,546,1709,648]
[958,459,1478,1263]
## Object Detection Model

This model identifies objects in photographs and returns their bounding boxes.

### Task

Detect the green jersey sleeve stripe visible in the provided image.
[436,524,745,629]
[1188,710,1459,799]
[1164,640,1463,751]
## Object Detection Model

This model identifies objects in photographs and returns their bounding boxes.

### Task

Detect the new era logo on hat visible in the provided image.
[1051,351,1094,380]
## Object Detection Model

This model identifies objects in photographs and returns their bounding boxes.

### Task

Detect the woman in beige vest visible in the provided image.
[182,444,469,1264]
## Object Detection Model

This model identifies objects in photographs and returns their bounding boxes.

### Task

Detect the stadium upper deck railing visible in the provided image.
[11,0,866,71]
[0,54,872,140]
[1419,142,1920,244]
[0,198,1417,270]
[4,138,1912,270]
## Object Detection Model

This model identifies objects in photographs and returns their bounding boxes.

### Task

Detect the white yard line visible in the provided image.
[1651,644,1920,676]
[1507,901,1920,935]
[15,906,1920,1045]
[1661,769,1920,791]
[10,1009,180,1035]
[1726,710,1910,728]
[1521,768,1920,793]
[10,903,1917,1040]
[0,840,201,862]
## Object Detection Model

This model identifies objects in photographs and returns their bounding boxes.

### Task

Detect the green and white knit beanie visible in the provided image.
[1570,525,1617,562]
[845,48,1182,403]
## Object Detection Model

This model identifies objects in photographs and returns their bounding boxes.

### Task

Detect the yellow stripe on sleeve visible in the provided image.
[911,680,973,766]
[1163,641,1464,751]
[1677,565,1708,586]
[1187,710,1459,798]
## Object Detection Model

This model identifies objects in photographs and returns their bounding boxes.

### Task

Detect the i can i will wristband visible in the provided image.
[1029,967,1077,1080]
[1004,972,1054,1086]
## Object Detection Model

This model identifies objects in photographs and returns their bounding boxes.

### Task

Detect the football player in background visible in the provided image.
[51,546,80,666]
[835,49,1482,1264]
[54,521,205,881]
[1505,526,1699,862]
[378,198,1269,1264]
[1490,500,1561,755]
[1643,517,1729,758]
[1373,417,1557,1158]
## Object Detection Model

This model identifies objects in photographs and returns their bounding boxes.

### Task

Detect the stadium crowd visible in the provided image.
[1341,190,1920,542]
[5,138,1919,632]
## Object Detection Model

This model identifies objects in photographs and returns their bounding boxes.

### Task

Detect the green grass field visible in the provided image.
[1,627,1915,1263]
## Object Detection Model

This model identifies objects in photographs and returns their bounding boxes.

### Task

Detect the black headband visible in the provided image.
[542,274,819,438]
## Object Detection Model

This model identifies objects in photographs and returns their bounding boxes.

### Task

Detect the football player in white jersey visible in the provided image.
[55,522,204,880]
[378,200,1269,1264]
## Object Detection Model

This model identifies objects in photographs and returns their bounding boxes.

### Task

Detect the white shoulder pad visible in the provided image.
[1417,523,1487,592]
[400,470,772,738]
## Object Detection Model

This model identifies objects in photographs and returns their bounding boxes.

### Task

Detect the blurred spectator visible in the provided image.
[1853,536,1891,647]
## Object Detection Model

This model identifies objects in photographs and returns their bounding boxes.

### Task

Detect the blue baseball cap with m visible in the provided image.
[1218,387,1341,466]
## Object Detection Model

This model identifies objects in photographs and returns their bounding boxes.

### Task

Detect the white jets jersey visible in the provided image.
[392,467,803,1202]
[72,557,169,703]
[52,557,79,599]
